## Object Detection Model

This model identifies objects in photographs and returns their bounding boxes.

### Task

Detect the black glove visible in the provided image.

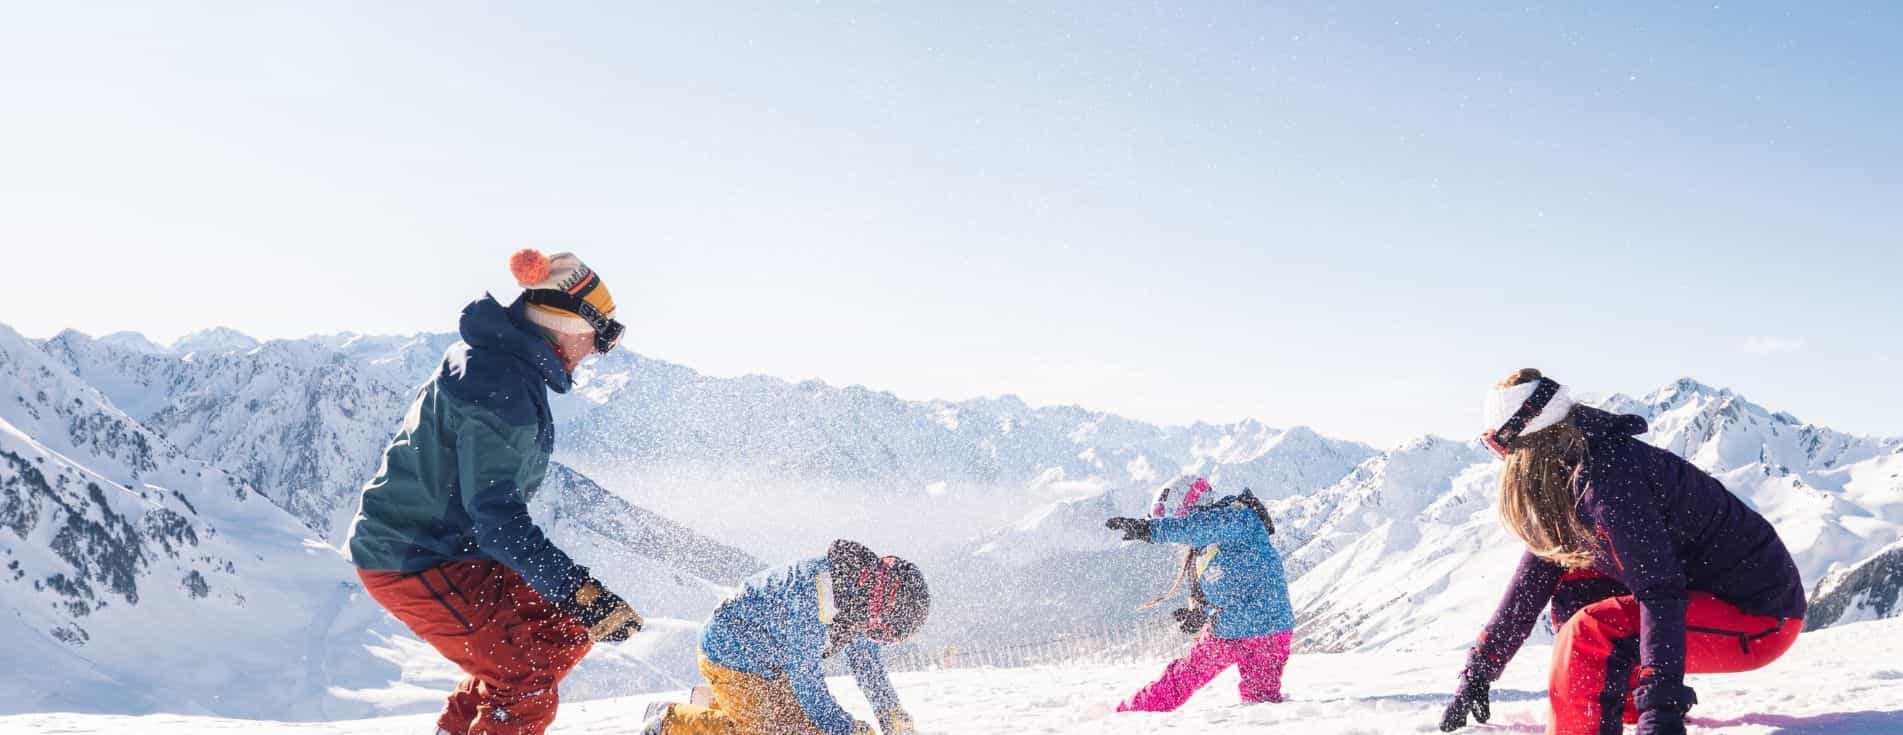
[1105,516,1152,543]
[571,578,643,642]
[1172,606,1209,634]
[1438,673,1490,732]
[1636,708,1687,735]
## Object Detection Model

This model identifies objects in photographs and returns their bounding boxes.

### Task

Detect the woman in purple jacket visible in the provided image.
[1440,369,1806,735]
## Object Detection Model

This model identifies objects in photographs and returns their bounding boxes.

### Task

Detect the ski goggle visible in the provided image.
[856,556,904,643]
[1482,377,1561,458]
[523,285,625,354]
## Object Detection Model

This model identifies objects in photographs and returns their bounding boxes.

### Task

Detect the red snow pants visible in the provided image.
[360,560,593,735]
[1547,592,1801,735]
[1118,629,1292,712]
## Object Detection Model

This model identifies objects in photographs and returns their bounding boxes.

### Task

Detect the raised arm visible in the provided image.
[1149,506,1263,547]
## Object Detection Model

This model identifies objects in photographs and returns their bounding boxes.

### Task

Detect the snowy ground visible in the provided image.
[8,619,1900,735]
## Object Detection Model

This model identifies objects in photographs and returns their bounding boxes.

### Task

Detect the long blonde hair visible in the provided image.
[1494,369,1598,569]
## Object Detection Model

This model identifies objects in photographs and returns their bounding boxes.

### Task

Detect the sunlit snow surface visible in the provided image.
[8,618,1899,735]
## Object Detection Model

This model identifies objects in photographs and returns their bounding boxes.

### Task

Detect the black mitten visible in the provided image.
[1105,517,1153,542]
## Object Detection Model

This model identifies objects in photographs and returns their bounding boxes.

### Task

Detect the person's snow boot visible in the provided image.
[640,701,672,735]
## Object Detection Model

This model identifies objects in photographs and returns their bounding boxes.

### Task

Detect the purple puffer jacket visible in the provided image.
[1463,406,1806,708]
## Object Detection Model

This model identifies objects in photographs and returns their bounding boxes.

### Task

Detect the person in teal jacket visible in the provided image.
[346,249,642,735]
[646,540,931,735]
[1105,475,1296,711]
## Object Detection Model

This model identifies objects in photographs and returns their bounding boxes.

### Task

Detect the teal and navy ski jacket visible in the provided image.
[1150,501,1296,640]
[701,557,901,735]
[343,294,590,606]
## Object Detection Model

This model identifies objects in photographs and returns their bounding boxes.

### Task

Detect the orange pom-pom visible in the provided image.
[510,248,551,287]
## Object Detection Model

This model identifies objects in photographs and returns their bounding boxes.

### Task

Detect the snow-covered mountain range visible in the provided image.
[4,321,1900,721]
[31,325,1379,553]
[0,323,404,717]
[554,348,1378,498]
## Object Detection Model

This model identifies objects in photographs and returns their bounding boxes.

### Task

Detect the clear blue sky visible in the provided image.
[1,2,1897,445]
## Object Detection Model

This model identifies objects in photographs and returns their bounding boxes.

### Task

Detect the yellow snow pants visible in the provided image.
[661,654,827,735]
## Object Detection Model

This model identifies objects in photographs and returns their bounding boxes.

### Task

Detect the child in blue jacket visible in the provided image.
[645,540,930,735]
[1105,475,1296,711]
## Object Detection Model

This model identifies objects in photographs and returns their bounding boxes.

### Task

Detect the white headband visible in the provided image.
[1482,380,1574,439]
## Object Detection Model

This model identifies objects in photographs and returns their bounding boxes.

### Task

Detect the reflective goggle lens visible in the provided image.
[1483,430,1510,458]
[593,318,625,354]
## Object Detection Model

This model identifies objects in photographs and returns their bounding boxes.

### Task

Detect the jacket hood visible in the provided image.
[458,294,572,394]
[1571,405,1647,438]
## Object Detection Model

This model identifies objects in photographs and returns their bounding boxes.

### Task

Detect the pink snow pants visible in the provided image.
[1118,630,1292,712]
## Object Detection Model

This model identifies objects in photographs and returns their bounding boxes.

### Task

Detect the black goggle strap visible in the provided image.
[1486,377,1561,455]
[523,288,624,353]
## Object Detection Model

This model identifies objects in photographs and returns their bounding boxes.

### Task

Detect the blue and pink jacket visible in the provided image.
[1150,500,1296,640]
[1464,407,1806,706]
[700,557,901,735]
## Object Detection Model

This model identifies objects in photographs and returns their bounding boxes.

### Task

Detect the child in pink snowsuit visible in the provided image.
[1105,476,1296,711]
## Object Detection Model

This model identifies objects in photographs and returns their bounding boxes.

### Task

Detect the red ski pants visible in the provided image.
[360,560,593,735]
[1547,592,1800,735]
